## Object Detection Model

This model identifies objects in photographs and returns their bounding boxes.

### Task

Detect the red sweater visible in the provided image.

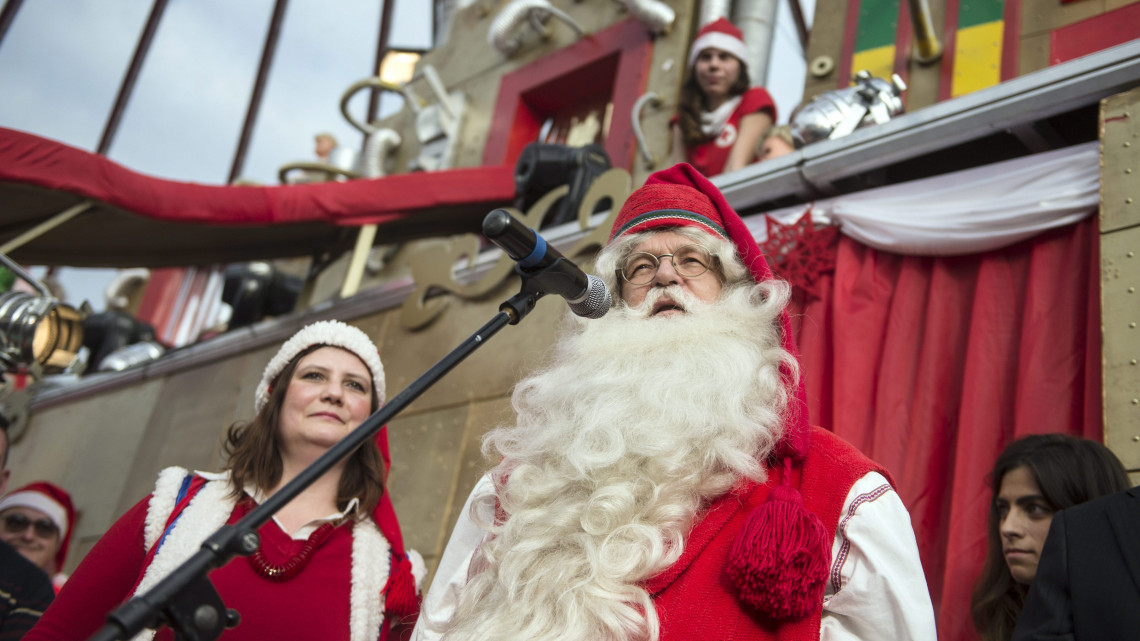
[684,87,776,178]
[25,495,397,641]
[646,427,886,641]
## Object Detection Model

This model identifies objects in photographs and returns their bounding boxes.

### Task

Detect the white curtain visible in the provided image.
[746,141,1100,256]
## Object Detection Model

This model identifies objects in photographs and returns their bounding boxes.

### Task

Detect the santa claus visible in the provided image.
[414,164,936,641]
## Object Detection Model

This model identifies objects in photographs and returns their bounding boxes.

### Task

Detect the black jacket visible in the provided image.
[1012,486,1140,641]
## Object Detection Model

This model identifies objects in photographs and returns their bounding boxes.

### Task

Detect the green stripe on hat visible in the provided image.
[613,209,729,240]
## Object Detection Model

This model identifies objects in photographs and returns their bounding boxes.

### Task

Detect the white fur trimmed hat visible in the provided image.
[687,17,750,70]
[254,320,385,413]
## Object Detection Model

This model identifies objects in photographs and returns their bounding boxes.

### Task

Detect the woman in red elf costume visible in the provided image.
[26,321,421,641]
[671,18,776,177]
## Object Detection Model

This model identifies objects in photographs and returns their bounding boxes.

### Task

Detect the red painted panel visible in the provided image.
[937,0,961,102]
[135,267,186,346]
[1001,0,1021,80]
[1050,2,1140,64]
[482,18,653,169]
[893,0,913,90]
[839,0,862,89]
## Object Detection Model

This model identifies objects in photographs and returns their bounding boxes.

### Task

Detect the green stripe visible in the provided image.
[855,0,900,51]
[615,210,727,239]
[959,0,1004,29]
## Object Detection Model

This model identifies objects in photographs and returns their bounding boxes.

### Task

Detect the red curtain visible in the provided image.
[787,216,1101,641]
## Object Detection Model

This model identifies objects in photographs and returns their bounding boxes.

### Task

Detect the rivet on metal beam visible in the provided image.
[1127,168,1134,174]
[1134,435,1140,442]
[1128,198,1135,204]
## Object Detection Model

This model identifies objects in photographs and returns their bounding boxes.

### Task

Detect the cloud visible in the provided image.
[1,0,432,185]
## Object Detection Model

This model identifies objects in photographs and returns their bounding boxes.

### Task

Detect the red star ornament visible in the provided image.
[758,208,839,299]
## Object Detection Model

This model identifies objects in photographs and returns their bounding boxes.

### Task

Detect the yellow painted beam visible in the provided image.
[952,21,1003,98]
[851,45,896,85]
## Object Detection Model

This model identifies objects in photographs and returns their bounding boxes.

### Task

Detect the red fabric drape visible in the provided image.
[787,217,1100,641]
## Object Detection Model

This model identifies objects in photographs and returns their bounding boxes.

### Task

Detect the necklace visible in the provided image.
[239,500,339,582]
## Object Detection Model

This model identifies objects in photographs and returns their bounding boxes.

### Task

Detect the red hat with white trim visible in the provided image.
[687,17,750,70]
[0,481,75,572]
[609,163,828,621]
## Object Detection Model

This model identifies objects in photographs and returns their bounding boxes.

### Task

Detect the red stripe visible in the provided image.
[937,0,961,101]
[893,0,914,91]
[839,0,863,88]
[1001,0,1021,80]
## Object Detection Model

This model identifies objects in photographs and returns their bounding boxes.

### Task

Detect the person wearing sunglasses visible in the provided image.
[0,481,74,592]
[414,164,935,641]
[0,431,56,637]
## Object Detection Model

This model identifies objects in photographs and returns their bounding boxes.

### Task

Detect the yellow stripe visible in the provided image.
[851,45,896,85]
[951,21,1003,98]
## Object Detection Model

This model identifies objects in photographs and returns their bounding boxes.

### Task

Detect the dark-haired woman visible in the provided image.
[27,321,421,641]
[970,433,1128,641]
[671,18,775,177]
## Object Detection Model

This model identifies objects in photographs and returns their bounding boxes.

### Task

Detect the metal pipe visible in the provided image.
[366,0,397,132]
[907,0,942,64]
[0,252,50,298]
[617,0,675,34]
[632,92,662,167]
[488,0,583,57]
[97,0,169,156]
[787,0,809,54]
[0,0,26,50]
[699,0,732,27]
[227,0,289,184]
[733,0,780,86]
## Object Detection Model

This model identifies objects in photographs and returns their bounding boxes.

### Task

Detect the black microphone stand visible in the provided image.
[88,264,562,641]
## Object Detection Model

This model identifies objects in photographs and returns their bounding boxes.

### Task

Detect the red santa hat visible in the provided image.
[687,17,751,71]
[609,163,827,621]
[257,321,420,617]
[0,481,75,572]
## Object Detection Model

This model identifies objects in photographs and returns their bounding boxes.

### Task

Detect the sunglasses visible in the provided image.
[1,513,58,538]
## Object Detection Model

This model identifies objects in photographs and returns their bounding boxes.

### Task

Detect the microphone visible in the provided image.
[482,210,611,319]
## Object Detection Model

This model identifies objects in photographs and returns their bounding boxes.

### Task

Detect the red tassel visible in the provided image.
[726,459,830,620]
[384,555,420,618]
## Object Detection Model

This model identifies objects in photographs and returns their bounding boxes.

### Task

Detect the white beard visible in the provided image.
[442,281,796,641]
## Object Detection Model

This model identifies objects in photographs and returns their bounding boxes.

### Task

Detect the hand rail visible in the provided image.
[488,0,583,57]
[631,92,662,168]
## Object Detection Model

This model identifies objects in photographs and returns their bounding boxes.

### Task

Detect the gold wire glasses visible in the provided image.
[618,244,718,285]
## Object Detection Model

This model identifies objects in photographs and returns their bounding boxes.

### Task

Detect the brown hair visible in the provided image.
[970,434,1129,641]
[223,344,386,516]
[676,61,751,148]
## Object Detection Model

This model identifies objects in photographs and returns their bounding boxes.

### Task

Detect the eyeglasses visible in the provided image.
[1,513,58,538]
[618,244,719,286]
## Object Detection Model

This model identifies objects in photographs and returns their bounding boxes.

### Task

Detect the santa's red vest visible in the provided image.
[645,427,889,641]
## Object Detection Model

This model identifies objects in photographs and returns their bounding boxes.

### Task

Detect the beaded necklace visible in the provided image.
[238,499,341,582]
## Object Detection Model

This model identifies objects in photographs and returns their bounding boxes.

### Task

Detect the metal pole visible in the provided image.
[787,0,809,55]
[0,0,26,50]
[906,0,942,64]
[227,0,289,185]
[365,0,396,141]
[97,0,169,156]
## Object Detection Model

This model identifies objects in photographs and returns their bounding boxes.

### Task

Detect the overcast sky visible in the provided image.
[0,0,811,310]
[0,0,432,308]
